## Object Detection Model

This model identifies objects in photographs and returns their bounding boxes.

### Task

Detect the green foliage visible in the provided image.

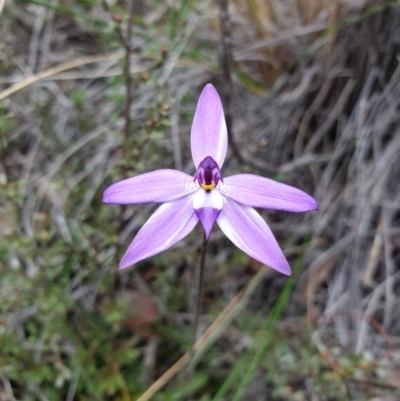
[262,339,388,401]
[0,0,396,399]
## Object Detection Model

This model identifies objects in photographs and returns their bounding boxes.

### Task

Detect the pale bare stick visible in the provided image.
[0,52,124,101]
[0,0,6,15]
[0,0,6,17]
[0,53,216,100]
[136,266,268,401]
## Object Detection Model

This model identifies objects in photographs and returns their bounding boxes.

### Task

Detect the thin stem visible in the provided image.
[102,0,135,270]
[183,232,208,398]
[117,0,134,269]
[123,0,134,149]
[191,232,208,350]
[218,0,277,175]
[218,0,235,156]
[218,0,248,165]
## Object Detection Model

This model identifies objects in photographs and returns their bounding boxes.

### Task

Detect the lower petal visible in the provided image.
[217,198,291,275]
[120,196,198,269]
[192,189,224,239]
[195,208,221,239]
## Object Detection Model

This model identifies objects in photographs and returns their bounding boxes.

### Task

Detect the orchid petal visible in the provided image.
[120,196,198,269]
[191,84,228,169]
[195,208,221,239]
[219,174,318,212]
[192,189,223,238]
[217,198,291,275]
[103,169,197,205]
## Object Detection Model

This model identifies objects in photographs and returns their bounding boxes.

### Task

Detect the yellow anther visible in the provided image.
[201,183,216,190]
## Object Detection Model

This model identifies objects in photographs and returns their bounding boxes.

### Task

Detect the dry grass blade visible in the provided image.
[0,53,218,99]
[0,52,124,100]
[0,0,6,17]
[136,267,268,401]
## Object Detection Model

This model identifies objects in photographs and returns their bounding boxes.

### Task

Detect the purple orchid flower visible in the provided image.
[103,84,318,275]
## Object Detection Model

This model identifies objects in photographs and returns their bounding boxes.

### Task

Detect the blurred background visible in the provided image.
[1,0,400,400]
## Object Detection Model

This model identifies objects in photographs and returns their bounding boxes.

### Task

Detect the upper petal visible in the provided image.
[219,174,318,212]
[103,169,197,205]
[217,198,291,275]
[120,196,198,269]
[191,84,228,169]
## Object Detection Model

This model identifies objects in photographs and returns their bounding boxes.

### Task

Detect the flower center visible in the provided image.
[195,156,222,191]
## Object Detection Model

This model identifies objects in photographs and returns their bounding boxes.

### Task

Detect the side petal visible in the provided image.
[191,84,228,169]
[217,198,291,275]
[103,169,197,205]
[219,174,318,212]
[120,196,198,269]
